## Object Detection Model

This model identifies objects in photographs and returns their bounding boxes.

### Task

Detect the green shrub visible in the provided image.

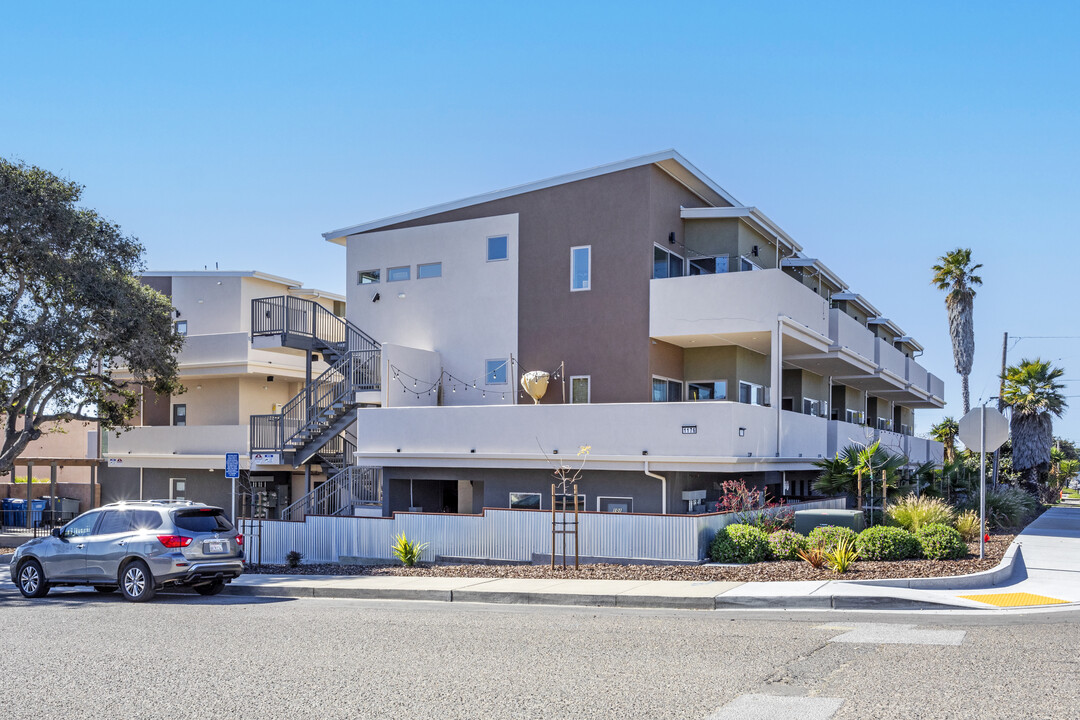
[807,525,857,552]
[709,524,770,563]
[767,529,807,560]
[886,495,955,532]
[855,526,920,561]
[285,550,304,568]
[916,523,967,560]
[964,487,1040,530]
[391,533,429,567]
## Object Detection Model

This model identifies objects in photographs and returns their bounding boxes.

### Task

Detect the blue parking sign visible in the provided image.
[225,452,240,479]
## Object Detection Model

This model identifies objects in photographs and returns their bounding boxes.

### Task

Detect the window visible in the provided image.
[740,256,760,272]
[96,510,132,535]
[571,245,591,291]
[417,262,442,279]
[846,409,866,425]
[652,377,682,402]
[358,270,380,285]
[598,497,633,513]
[803,398,826,417]
[652,245,684,279]
[174,320,187,336]
[570,376,590,404]
[487,235,509,262]
[173,508,234,532]
[61,512,99,539]
[170,478,186,500]
[509,492,541,510]
[553,494,586,512]
[688,381,727,401]
[876,417,892,431]
[129,510,163,530]
[485,359,508,385]
[738,382,768,406]
[172,404,186,427]
[387,266,410,282]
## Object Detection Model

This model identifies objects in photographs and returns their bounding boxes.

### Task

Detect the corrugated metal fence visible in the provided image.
[240,498,844,565]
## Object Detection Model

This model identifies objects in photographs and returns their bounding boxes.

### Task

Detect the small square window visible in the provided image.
[485,359,508,385]
[387,266,410,282]
[487,235,509,262]
[174,320,187,336]
[358,270,380,285]
[417,262,442,279]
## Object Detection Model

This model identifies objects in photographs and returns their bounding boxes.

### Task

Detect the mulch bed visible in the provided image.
[247,533,1016,583]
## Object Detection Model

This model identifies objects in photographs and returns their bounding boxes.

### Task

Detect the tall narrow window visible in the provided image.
[487,235,509,262]
[174,320,187,336]
[172,404,186,426]
[571,246,591,291]
[652,377,682,402]
[570,376,590,404]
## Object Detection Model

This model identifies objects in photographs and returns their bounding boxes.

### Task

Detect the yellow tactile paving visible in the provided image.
[957,592,1069,607]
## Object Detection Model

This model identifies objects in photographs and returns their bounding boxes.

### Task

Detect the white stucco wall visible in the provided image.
[346,214,519,407]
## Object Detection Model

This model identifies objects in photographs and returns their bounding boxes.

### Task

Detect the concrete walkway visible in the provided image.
[222,506,1080,612]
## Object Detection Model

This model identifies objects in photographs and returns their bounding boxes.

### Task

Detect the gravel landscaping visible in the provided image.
[246,533,1016,582]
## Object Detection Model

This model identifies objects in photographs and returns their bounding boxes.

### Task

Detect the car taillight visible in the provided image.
[157,535,193,548]
[235,534,244,546]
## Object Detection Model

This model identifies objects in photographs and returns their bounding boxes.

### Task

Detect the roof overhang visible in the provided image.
[323,149,742,244]
[868,317,905,338]
[831,292,880,318]
[780,256,847,291]
[680,206,803,254]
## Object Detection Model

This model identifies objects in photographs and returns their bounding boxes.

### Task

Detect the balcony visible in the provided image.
[875,338,907,382]
[830,309,875,361]
[169,332,320,380]
[354,401,827,473]
[649,268,831,349]
[103,425,249,469]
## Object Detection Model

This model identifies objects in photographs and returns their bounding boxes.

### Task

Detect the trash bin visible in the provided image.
[8,498,26,527]
[58,498,80,523]
[29,499,47,528]
[1,498,13,526]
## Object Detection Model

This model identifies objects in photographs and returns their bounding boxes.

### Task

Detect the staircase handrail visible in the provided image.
[252,295,380,355]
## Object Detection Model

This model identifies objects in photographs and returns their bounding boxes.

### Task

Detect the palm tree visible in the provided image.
[932,249,983,414]
[1001,358,1067,484]
[813,441,908,509]
[929,417,959,463]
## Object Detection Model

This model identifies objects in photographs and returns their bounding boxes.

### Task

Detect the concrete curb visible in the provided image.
[838,544,1026,590]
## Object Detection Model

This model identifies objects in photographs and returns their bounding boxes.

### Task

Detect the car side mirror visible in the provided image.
[51,528,62,538]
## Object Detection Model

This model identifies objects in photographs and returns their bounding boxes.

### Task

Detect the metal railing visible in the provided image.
[251,296,379,359]
[280,466,381,521]
[249,349,380,454]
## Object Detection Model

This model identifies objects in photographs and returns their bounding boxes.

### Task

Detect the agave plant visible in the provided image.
[825,536,860,573]
[391,533,430,567]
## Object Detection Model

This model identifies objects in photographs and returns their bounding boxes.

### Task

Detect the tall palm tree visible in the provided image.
[932,249,983,414]
[1001,358,1067,484]
[929,417,959,463]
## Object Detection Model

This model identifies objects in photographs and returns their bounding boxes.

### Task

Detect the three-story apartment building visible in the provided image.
[99,271,345,517]
[250,151,945,517]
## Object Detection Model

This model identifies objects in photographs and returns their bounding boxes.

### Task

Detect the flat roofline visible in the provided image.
[322,150,743,244]
[142,271,344,302]
[779,256,847,290]
[868,317,906,337]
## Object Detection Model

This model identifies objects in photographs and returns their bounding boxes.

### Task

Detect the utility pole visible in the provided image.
[992,331,1007,488]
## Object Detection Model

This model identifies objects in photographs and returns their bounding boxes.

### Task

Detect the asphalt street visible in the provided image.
[1,581,1079,720]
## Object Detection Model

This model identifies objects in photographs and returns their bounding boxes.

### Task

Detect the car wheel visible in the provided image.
[194,579,226,596]
[16,559,50,598]
[94,586,118,593]
[119,560,156,602]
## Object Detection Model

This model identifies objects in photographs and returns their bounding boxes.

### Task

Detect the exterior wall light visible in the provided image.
[738,427,746,437]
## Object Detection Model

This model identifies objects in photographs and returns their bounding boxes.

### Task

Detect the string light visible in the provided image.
[389,358,565,400]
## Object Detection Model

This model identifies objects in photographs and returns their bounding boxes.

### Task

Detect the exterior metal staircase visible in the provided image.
[249,296,383,517]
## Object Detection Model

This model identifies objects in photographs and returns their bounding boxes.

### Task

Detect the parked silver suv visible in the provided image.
[10,500,244,602]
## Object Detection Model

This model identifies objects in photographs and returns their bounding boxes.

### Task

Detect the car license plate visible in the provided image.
[206,540,227,554]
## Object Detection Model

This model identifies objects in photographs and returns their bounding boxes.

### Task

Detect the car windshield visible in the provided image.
[172,509,234,533]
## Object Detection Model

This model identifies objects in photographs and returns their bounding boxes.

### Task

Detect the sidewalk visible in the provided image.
[225,506,1080,612]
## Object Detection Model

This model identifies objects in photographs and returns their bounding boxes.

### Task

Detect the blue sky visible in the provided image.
[3,1,1079,439]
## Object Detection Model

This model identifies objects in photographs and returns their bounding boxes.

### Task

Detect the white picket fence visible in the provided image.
[239,498,844,565]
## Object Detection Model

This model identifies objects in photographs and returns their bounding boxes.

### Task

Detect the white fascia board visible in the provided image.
[322,150,741,244]
[779,257,847,291]
[142,270,305,287]
[868,317,905,337]
[679,206,803,254]
[287,286,346,303]
[895,335,925,353]
[831,292,881,318]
